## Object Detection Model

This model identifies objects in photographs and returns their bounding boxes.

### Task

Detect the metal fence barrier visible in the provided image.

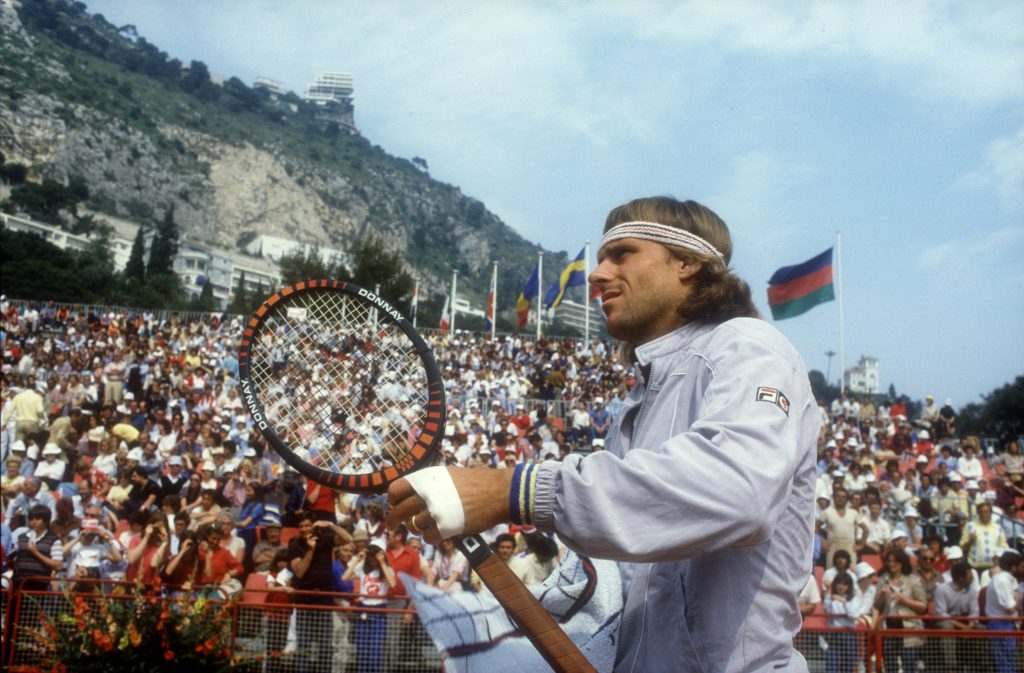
[4,579,1022,672]
[3,578,442,673]
[797,616,1024,673]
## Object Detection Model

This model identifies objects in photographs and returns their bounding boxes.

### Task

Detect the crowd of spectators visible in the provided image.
[806,392,1023,673]
[1,298,1021,671]
[0,299,625,669]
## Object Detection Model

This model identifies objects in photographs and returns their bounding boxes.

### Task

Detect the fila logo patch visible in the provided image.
[756,386,790,416]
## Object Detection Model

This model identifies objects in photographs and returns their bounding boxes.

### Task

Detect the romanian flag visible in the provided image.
[515,261,540,328]
[544,247,586,310]
[767,248,835,320]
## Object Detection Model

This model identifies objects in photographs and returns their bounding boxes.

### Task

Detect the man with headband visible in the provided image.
[388,196,819,673]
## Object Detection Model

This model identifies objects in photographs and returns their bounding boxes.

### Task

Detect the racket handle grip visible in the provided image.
[462,538,598,673]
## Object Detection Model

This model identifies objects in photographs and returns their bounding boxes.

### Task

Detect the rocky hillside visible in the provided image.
[0,0,556,302]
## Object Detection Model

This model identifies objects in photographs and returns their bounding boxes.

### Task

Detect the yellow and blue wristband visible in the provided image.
[509,462,538,526]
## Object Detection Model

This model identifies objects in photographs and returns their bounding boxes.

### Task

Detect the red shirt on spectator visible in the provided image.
[386,543,422,598]
[305,481,339,516]
[198,543,242,584]
[126,537,166,585]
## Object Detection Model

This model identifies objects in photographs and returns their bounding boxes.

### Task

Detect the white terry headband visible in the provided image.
[600,221,725,263]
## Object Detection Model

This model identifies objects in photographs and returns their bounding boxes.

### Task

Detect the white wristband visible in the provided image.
[404,467,465,539]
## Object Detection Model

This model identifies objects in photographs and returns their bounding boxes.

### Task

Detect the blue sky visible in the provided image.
[82,0,1023,406]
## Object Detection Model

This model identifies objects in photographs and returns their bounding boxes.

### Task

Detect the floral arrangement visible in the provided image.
[10,584,260,673]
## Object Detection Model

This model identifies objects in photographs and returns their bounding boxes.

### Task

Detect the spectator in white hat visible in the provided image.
[854,561,878,621]
[33,444,66,490]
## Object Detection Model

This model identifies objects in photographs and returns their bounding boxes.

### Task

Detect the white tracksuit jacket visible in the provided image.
[533,318,820,673]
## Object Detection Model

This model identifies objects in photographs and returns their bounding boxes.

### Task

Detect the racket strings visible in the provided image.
[248,290,430,476]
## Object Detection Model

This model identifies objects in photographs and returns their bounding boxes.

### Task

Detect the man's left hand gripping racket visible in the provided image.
[239,280,596,673]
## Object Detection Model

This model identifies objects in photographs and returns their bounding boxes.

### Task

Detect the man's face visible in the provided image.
[266,526,281,543]
[834,490,848,507]
[298,518,314,537]
[869,503,881,519]
[388,530,404,550]
[496,540,515,562]
[977,505,992,524]
[590,238,690,345]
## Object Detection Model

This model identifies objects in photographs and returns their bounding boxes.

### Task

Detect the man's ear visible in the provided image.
[677,258,701,282]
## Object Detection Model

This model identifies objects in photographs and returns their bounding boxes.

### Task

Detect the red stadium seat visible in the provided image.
[280,527,299,545]
[241,572,268,606]
[860,554,883,573]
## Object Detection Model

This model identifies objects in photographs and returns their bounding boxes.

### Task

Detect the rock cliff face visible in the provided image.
[0,0,547,297]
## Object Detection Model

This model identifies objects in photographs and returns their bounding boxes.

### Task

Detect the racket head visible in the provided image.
[238,279,445,493]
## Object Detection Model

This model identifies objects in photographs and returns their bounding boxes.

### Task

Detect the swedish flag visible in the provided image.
[544,247,586,310]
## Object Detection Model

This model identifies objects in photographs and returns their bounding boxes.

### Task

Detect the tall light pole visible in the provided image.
[825,350,836,386]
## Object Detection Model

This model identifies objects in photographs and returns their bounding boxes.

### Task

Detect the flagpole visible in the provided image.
[583,240,590,350]
[836,231,846,394]
[411,277,418,328]
[535,252,543,342]
[450,269,458,334]
[490,262,498,341]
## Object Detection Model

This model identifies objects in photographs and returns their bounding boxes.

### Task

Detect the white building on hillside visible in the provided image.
[844,356,880,394]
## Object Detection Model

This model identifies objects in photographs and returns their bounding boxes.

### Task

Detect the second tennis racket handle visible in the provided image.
[458,536,598,673]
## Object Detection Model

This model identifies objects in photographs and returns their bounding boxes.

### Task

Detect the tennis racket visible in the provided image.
[239,279,596,673]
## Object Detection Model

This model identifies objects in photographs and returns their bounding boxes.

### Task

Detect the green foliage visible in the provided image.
[0,160,28,185]
[347,237,414,309]
[278,246,336,286]
[958,375,1024,443]
[124,226,147,282]
[227,269,248,314]
[809,370,841,404]
[147,205,178,276]
[2,178,80,224]
[0,229,89,302]
[189,277,217,312]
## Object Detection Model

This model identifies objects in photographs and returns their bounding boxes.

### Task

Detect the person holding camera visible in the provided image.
[343,540,397,673]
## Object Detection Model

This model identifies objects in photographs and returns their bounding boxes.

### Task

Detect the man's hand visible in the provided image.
[386,466,514,545]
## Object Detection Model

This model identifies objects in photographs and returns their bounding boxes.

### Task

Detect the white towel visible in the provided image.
[405,548,622,673]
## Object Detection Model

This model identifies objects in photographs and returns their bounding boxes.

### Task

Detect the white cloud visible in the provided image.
[710,150,816,253]
[918,225,1024,270]
[619,0,1024,107]
[956,126,1024,212]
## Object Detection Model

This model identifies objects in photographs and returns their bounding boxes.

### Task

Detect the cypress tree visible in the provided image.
[124,226,147,282]
[229,270,248,314]
[147,205,179,277]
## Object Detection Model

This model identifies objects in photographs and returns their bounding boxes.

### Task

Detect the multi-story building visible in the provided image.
[844,356,880,394]
[253,76,285,97]
[1,213,281,309]
[550,298,605,335]
[303,71,355,128]
[243,234,347,268]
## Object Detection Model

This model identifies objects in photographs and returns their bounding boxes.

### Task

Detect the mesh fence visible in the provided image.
[3,582,442,673]
[234,596,443,673]
[797,619,1024,673]
[4,581,1021,672]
